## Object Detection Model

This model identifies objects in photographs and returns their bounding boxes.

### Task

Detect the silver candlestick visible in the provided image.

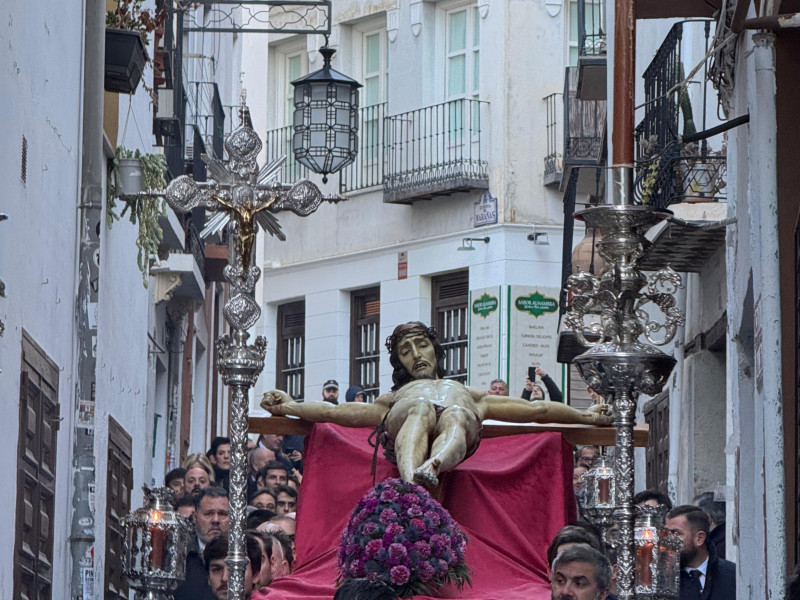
[564,204,684,600]
[163,102,343,600]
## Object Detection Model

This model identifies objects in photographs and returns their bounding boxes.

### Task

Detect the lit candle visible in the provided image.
[149,510,166,570]
[598,478,611,504]
[636,541,654,587]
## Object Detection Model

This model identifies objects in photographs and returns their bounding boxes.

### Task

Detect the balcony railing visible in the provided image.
[564,67,606,165]
[578,0,607,57]
[634,20,723,208]
[263,124,309,183]
[383,98,489,204]
[338,102,387,194]
[544,92,563,186]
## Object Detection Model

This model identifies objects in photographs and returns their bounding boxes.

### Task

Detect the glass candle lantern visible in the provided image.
[121,486,193,600]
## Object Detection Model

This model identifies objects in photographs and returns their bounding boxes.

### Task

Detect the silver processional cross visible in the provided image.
[164,103,343,600]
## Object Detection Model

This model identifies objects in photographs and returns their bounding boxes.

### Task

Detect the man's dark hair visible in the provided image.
[208,436,231,459]
[248,529,274,562]
[204,535,261,576]
[335,578,400,600]
[276,485,298,499]
[194,485,229,509]
[385,322,446,390]
[263,461,289,475]
[551,545,612,592]
[246,508,276,529]
[634,489,673,511]
[547,524,603,566]
[666,505,710,535]
[249,488,277,505]
[271,530,295,567]
[692,491,725,526]
[165,467,187,488]
[174,493,196,510]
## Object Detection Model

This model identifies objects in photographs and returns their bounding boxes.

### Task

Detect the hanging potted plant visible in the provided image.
[107,146,168,286]
[105,0,167,94]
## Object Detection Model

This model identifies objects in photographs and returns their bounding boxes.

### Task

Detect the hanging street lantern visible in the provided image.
[292,44,362,183]
[581,454,616,542]
[122,486,193,600]
[633,504,681,600]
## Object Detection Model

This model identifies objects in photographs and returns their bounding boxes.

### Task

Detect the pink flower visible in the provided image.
[366,571,379,582]
[362,522,379,536]
[409,518,426,531]
[407,505,423,517]
[390,565,411,585]
[385,522,403,538]
[401,493,420,506]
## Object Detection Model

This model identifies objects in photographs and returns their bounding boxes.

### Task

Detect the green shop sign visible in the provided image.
[472,293,499,318]
[515,291,558,317]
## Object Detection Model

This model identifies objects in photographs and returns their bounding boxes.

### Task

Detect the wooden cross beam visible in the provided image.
[248,416,649,447]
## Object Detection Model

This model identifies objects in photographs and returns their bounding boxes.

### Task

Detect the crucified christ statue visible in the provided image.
[261,322,613,488]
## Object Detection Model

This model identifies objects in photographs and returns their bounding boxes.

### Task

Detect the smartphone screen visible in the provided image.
[528,366,537,381]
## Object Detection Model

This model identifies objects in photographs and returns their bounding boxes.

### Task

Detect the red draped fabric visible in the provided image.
[259,423,575,599]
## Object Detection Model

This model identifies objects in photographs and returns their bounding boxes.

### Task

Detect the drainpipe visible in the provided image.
[748,29,787,600]
[70,0,104,595]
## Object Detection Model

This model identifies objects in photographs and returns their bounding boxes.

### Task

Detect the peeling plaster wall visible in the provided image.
[0,1,85,597]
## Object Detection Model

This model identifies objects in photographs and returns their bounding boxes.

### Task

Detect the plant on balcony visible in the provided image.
[107,146,167,286]
[105,0,168,94]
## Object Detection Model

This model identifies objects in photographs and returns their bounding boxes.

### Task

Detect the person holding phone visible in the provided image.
[521,365,564,403]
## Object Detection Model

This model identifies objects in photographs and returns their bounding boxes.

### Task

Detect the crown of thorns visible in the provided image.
[385,325,438,354]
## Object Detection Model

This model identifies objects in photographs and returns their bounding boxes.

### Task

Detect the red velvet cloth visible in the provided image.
[261,423,575,599]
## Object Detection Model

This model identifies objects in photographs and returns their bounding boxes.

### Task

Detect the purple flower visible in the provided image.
[407,505,423,517]
[435,559,449,577]
[366,571,379,582]
[388,543,408,564]
[380,487,400,502]
[380,508,398,524]
[424,510,441,526]
[430,534,450,555]
[419,561,436,582]
[390,565,411,585]
[362,522,379,536]
[365,539,383,558]
[385,522,403,538]
[401,493,420,506]
[413,540,431,558]
[409,518,426,531]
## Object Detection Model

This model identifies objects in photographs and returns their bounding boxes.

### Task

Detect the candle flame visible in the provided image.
[151,510,162,523]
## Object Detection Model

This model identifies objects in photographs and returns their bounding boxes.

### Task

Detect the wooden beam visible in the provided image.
[248,417,649,447]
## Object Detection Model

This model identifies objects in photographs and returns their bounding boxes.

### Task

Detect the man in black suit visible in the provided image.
[666,505,735,600]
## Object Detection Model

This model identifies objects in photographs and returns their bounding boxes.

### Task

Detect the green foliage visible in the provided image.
[640,158,661,206]
[107,146,167,287]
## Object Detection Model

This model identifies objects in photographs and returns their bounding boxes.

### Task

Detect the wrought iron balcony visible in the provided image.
[543,92,563,187]
[576,0,607,100]
[563,67,606,190]
[263,124,309,183]
[338,102,387,194]
[383,99,489,204]
[634,20,723,209]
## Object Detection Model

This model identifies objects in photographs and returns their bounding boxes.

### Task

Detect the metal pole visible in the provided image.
[613,388,636,600]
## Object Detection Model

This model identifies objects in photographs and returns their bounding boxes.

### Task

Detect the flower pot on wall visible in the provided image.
[117,158,144,196]
[105,28,148,94]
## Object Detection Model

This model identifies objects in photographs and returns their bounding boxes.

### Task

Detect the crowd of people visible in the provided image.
[163,369,735,600]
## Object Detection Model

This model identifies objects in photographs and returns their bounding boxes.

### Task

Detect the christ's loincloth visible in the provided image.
[371,403,483,466]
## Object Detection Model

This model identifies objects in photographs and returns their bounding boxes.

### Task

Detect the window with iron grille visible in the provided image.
[432,271,469,383]
[277,301,305,400]
[14,331,60,600]
[351,288,381,402]
[643,391,670,493]
[106,417,133,599]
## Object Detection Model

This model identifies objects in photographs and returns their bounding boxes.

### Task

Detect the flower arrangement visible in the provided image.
[337,478,471,598]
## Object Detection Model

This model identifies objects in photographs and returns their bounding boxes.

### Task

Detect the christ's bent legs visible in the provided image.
[388,400,437,483]
[415,406,479,487]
